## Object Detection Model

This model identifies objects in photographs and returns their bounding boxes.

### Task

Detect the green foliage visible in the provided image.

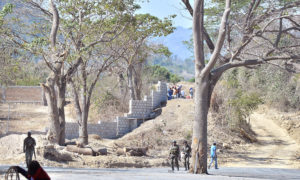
[151,44,172,57]
[145,65,182,84]
[188,78,195,82]
[15,76,41,86]
[229,90,263,123]
[149,55,194,80]
[170,73,182,84]
[94,91,120,110]
[0,3,14,27]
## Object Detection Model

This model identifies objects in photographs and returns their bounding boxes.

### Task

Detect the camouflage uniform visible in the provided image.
[169,142,180,171]
[23,134,36,167]
[182,143,191,170]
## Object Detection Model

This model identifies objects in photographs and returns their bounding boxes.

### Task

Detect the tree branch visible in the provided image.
[181,0,215,52]
[64,57,83,81]
[26,0,53,18]
[85,21,129,49]
[49,0,59,49]
[70,79,82,116]
[212,56,297,78]
[202,0,231,77]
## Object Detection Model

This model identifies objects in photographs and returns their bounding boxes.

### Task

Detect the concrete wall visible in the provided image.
[65,81,167,139]
[65,121,118,140]
[116,116,137,136]
[126,81,167,119]
[0,86,46,105]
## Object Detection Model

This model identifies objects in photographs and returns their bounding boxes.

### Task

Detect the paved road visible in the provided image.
[1,166,300,180]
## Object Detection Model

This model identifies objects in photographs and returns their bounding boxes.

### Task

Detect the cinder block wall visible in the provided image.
[65,121,118,140]
[65,123,79,140]
[65,81,167,139]
[0,86,46,105]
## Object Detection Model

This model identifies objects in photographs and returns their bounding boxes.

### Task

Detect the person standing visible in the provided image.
[168,87,173,100]
[180,90,185,98]
[182,140,191,170]
[208,142,218,169]
[169,140,180,171]
[23,131,36,167]
[189,87,193,99]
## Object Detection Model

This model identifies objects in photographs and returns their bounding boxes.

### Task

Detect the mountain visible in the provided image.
[154,26,193,61]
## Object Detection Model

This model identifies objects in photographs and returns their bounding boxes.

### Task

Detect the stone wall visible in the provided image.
[65,81,167,139]
[126,81,167,119]
[0,86,46,105]
[65,121,118,139]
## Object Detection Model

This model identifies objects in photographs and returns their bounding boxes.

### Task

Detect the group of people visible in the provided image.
[169,140,191,171]
[169,140,218,171]
[167,85,194,100]
[7,132,218,178]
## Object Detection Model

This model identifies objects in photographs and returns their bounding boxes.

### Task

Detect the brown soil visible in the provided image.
[0,91,299,169]
[224,105,300,168]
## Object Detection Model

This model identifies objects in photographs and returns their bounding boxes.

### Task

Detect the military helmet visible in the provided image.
[183,140,187,144]
[172,140,176,143]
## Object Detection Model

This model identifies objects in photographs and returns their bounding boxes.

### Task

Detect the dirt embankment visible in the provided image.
[0,98,245,168]
[0,97,299,169]
[224,105,300,169]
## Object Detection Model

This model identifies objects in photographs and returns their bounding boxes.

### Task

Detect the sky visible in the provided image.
[137,0,193,28]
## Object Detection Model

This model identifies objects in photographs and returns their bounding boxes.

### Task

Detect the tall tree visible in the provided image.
[112,14,174,100]
[182,0,300,174]
[2,0,138,145]
[63,0,138,145]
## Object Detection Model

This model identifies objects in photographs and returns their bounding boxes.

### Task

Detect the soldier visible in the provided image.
[169,140,180,171]
[182,140,191,170]
[23,131,36,167]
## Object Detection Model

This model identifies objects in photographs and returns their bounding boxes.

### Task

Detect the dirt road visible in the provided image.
[225,111,300,168]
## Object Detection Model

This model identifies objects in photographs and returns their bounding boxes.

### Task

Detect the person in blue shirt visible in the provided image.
[167,87,173,100]
[208,142,218,169]
[189,88,193,99]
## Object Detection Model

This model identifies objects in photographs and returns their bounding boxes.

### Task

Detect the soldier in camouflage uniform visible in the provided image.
[182,140,191,170]
[23,131,36,167]
[169,140,180,171]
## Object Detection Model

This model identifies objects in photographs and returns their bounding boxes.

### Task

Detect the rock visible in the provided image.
[90,134,102,140]
[92,147,107,155]
[116,148,125,156]
[36,144,73,162]
[222,143,231,149]
[124,147,148,156]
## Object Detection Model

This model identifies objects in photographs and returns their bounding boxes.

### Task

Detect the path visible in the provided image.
[226,111,300,168]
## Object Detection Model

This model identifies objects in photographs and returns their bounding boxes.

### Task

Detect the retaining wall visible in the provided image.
[65,121,118,139]
[65,81,167,139]
[0,86,46,105]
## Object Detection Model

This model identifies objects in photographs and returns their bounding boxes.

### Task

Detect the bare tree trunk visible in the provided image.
[128,65,135,100]
[118,73,125,95]
[134,63,143,100]
[190,0,208,174]
[43,75,60,144]
[78,103,89,145]
[190,0,231,174]
[134,76,141,100]
[190,77,210,174]
[57,82,66,145]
